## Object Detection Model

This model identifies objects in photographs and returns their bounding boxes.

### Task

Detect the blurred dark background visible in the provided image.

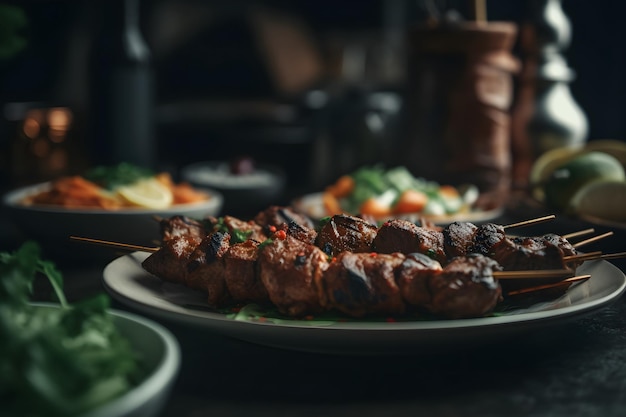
[1,0,625,198]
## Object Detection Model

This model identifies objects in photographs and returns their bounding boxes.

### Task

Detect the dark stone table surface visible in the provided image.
[3,197,626,417]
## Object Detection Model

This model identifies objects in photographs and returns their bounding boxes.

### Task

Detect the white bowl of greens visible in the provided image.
[1,242,181,417]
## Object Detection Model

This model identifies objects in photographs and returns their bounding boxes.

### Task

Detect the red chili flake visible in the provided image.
[386,317,396,323]
[269,225,277,233]
[331,257,337,263]
[369,252,378,257]
[275,230,287,240]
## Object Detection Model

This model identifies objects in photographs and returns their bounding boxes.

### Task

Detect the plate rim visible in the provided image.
[102,251,626,335]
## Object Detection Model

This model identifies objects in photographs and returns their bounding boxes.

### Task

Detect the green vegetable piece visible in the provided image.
[209,217,252,244]
[0,242,144,417]
[84,162,154,190]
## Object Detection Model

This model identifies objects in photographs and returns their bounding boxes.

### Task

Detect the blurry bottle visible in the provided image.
[90,0,155,168]
[510,0,587,189]
[527,0,587,154]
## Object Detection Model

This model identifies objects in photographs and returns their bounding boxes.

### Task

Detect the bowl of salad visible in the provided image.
[1,241,181,417]
[2,163,223,262]
[293,165,500,225]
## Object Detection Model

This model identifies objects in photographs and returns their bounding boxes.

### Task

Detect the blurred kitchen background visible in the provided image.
[1,0,626,204]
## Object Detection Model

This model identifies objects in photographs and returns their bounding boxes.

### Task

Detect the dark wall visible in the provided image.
[1,0,625,149]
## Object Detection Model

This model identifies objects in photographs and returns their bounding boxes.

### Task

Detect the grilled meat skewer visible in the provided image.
[142,210,586,319]
[143,225,504,319]
[372,218,581,272]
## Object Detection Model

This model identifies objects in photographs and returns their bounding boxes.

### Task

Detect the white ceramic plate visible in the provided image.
[3,182,222,261]
[103,252,626,355]
[292,192,503,225]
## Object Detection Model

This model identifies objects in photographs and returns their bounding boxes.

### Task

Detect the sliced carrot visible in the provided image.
[170,183,209,204]
[393,189,428,214]
[326,175,355,198]
[360,197,392,217]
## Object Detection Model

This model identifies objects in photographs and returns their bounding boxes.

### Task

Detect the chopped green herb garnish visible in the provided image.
[0,242,144,416]
[258,238,274,250]
[210,217,252,244]
[84,162,154,190]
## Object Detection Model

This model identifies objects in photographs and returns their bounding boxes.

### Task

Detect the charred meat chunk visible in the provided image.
[322,252,406,317]
[396,252,443,310]
[372,219,446,264]
[428,254,502,319]
[258,235,329,316]
[273,220,318,245]
[472,223,577,271]
[186,232,231,307]
[443,221,478,259]
[142,234,201,285]
[497,235,575,271]
[470,223,507,258]
[223,239,268,304]
[159,215,206,242]
[254,205,316,232]
[542,233,580,268]
[315,214,378,257]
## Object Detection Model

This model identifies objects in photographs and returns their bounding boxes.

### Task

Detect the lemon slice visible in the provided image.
[117,178,173,209]
[568,179,626,223]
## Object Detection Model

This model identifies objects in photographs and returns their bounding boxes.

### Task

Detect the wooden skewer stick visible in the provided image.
[503,215,556,230]
[493,269,573,280]
[562,228,595,240]
[506,274,591,296]
[596,251,626,261]
[69,236,159,253]
[564,251,603,262]
[572,231,614,248]
[564,251,626,263]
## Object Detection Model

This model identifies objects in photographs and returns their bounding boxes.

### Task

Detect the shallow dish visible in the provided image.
[103,252,626,355]
[3,182,223,262]
[33,303,180,417]
[180,161,285,213]
[292,192,503,225]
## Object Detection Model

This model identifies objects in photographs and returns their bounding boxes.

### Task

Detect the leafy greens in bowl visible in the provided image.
[0,242,180,417]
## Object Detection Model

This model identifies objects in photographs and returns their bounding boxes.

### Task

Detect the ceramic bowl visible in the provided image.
[29,304,181,417]
[180,160,286,215]
[2,182,223,263]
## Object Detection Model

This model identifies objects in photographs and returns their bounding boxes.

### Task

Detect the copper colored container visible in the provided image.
[398,22,519,210]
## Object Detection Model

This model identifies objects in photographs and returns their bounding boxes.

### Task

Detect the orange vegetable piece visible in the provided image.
[438,185,460,199]
[155,172,208,204]
[359,197,391,217]
[28,176,122,209]
[393,189,428,214]
[326,175,355,198]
